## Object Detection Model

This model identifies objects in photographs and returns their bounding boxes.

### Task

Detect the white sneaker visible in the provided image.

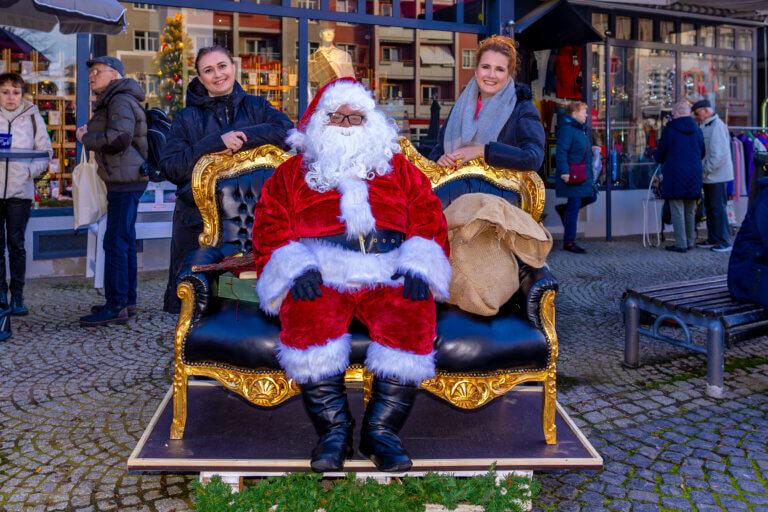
[711,245,732,253]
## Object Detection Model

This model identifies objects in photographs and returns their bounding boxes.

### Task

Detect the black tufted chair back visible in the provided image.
[433,176,521,211]
[215,166,276,255]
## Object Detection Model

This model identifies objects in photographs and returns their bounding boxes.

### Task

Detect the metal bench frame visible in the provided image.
[622,275,768,398]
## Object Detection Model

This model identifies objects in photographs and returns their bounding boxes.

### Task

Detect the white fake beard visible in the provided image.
[301,112,399,193]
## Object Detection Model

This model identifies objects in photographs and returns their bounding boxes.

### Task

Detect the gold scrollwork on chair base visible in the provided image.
[420,371,549,410]
[188,366,301,407]
[539,290,558,445]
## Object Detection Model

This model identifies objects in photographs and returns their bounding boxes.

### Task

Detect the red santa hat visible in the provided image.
[296,77,376,133]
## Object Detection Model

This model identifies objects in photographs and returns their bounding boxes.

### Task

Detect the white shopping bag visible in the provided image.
[72,151,107,229]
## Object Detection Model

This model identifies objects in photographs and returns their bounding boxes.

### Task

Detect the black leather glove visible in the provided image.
[391,271,430,301]
[290,269,323,301]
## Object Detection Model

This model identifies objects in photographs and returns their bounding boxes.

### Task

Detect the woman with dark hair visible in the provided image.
[429,35,545,175]
[160,45,293,313]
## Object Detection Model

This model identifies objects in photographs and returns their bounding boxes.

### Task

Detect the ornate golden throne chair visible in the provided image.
[170,140,559,444]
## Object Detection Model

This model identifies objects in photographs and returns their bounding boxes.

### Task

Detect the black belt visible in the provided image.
[311,229,405,254]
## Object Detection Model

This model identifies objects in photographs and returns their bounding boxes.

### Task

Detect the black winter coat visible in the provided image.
[160,78,293,225]
[654,116,705,200]
[429,83,545,171]
[728,177,768,308]
[82,79,148,192]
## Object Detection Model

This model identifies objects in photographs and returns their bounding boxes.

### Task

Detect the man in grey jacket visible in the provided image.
[693,99,733,253]
[77,56,148,326]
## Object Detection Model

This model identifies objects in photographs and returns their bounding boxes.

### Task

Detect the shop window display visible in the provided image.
[0,25,76,206]
[116,4,300,120]
[592,45,676,190]
[306,21,477,144]
[681,53,752,127]
[660,21,675,44]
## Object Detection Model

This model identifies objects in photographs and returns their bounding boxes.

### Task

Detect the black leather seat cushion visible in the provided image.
[184,298,548,373]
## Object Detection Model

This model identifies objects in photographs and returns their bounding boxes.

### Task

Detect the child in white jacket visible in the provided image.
[0,73,53,315]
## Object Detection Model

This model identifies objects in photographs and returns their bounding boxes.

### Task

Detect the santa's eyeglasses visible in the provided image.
[327,112,366,125]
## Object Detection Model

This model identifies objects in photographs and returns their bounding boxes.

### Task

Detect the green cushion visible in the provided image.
[216,272,259,304]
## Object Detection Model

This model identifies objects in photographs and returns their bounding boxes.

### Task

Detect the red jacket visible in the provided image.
[253,152,451,314]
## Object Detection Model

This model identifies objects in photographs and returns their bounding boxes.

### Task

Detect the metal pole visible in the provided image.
[604,31,612,241]
[75,34,91,162]
[298,18,308,120]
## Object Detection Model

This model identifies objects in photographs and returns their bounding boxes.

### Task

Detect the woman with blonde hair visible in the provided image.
[429,35,545,173]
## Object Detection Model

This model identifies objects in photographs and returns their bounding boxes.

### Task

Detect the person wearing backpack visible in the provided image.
[0,73,53,315]
[76,56,148,327]
[160,45,293,314]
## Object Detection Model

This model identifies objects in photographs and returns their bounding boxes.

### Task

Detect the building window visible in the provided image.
[462,49,476,69]
[422,85,440,103]
[134,31,159,52]
[383,83,402,100]
[335,0,354,12]
[660,21,676,44]
[379,1,393,16]
[728,76,738,98]
[296,41,320,60]
[699,26,715,48]
[295,0,318,7]
[591,13,608,36]
[616,16,632,40]
[719,26,735,50]
[382,46,401,62]
[736,28,753,51]
[637,18,653,42]
[132,3,155,10]
[680,23,695,46]
[196,36,214,53]
[337,43,356,62]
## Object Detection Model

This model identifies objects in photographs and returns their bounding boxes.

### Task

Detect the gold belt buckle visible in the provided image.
[358,233,367,254]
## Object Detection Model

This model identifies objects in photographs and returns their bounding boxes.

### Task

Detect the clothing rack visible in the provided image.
[728,126,767,131]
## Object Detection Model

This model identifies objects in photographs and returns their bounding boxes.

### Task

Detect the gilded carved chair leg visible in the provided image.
[362,369,374,407]
[170,369,188,440]
[542,372,557,444]
[171,282,195,440]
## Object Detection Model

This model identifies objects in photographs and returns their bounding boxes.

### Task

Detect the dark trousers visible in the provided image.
[104,191,142,309]
[563,194,597,243]
[163,202,203,314]
[0,198,31,297]
[703,182,730,247]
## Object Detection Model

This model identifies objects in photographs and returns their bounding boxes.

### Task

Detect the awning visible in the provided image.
[0,0,127,35]
[515,0,604,51]
[0,27,49,60]
[419,46,455,66]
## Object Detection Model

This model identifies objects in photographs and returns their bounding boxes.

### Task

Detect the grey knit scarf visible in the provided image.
[443,79,517,155]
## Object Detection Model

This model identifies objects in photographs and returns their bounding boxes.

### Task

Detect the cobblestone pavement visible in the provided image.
[0,237,766,512]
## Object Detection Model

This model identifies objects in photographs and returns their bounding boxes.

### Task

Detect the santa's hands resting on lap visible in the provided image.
[290,269,324,301]
[391,271,430,301]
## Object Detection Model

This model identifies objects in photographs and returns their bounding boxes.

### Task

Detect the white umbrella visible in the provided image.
[0,0,126,35]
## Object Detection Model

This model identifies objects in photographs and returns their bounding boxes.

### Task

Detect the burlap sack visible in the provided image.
[444,193,553,316]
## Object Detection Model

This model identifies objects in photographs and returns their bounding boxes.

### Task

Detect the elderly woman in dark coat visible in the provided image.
[160,45,293,313]
[554,101,596,254]
[654,100,705,253]
[429,35,545,176]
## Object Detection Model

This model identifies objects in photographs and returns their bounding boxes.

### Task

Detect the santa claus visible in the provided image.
[253,77,451,473]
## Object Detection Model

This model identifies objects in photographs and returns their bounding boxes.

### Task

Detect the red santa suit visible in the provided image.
[253,79,450,386]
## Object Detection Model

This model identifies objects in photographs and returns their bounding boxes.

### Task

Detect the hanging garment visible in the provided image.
[553,46,583,100]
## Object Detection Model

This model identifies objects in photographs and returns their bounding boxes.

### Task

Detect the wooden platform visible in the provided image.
[128,382,602,475]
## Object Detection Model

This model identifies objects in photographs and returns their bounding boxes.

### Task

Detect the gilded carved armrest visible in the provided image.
[517,262,558,331]
[176,245,225,323]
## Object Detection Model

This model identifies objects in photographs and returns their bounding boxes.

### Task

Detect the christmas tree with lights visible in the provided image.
[155,13,192,114]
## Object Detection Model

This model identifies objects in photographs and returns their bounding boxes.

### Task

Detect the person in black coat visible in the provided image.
[160,45,293,313]
[728,177,768,307]
[653,101,705,253]
[429,35,545,174]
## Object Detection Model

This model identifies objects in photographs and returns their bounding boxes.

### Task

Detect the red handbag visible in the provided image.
[567,147,588,185]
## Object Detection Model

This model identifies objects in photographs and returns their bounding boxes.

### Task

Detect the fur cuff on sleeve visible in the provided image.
[256,241,319,315]
[395,236,451,301]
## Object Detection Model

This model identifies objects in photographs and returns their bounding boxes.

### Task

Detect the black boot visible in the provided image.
[360,377,418,472]
[300,373,354,472]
